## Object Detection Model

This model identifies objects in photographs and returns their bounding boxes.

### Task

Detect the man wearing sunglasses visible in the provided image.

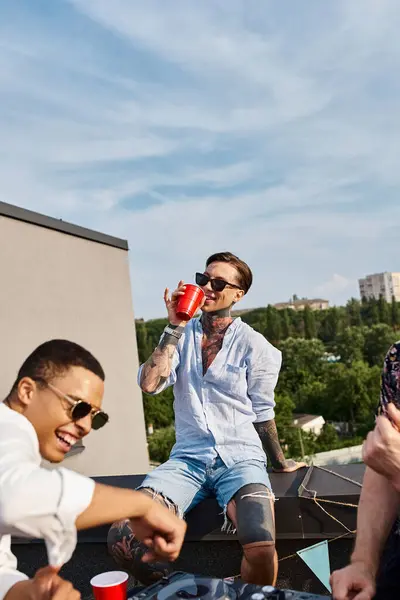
[0,339,186,600]
[108,252,304,587]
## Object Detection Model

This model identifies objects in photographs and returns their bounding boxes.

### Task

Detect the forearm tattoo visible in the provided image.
[254,419,291,470]
[139,324,184,392]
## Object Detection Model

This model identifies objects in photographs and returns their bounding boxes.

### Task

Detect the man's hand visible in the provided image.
[272,459,307,473]
[363,403,400,490]
[164,281,189,326]
[130,495,186,563]
[5,567,80,599]
[330,562,376,600]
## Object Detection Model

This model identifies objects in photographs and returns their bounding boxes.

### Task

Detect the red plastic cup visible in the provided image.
[90,571,128,600]
[176,284,205,321]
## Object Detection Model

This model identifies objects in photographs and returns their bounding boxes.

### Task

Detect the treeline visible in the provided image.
[137,297,400,462]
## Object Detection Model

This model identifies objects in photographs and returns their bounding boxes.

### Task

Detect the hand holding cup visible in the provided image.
[164,281,205,325]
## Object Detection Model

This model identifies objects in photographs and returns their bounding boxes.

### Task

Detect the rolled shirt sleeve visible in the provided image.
[0,418,95,568]
[0,536,28,600]
[247,339,282,422]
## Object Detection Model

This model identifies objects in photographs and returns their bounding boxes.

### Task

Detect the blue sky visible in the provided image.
[1,0,400,319]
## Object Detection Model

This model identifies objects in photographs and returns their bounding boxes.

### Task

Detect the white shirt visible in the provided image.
[0,402,95,599]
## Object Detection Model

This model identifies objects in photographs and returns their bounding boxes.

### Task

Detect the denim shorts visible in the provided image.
[138,455,272,517]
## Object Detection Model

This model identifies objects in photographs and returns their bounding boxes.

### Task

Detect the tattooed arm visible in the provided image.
[254,419,302,472]
[139,325,184,394]
[140,282,190,394]
[248,339,305,472]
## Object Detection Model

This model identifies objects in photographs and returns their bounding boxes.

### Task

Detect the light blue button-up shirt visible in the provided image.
[139,317,282,467]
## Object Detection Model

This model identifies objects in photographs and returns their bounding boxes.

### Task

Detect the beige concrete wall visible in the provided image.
[0,215,149,476]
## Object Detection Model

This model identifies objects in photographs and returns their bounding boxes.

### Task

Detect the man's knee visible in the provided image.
[107,488,178,585]
[107,518,136,569]
[243,543,276,567]
[232,483,275,547]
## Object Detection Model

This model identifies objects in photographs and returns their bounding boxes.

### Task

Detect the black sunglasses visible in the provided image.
[37,379,109,430]
[195,272,242,293]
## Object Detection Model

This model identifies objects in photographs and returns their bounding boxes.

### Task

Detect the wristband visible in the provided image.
[163,325,184,339]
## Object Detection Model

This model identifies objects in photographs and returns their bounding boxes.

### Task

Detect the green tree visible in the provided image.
[322,361,380,432]
[147,426,176,463]
[265,305,281,344]
[318,307,341,344]
[391,297,400,330]
[363,323,395,367]
[303,305,317,339]
[135,321,153,364]
[378,296,390,325]
[295,379,327,415]
[346,298,362,327]
[280,309,291,339]
[142,387,175,429]
[275,392,296,430]
[361,298,379,327]
[317,423,340,452]
[274,393,318,459]
[277,337,326,399]
[335,326,366,365]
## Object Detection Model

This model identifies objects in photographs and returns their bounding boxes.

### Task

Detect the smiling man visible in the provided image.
[108,252,304,586]
[0,339,186,600]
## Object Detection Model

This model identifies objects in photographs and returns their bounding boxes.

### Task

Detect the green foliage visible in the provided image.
[264,305,282,345]
[147,426,176,463]
[317,423,339,452]
[335,326,366,365]
[318,307,342,344]
[277,337,327,397]
[135,296,400,461]
[303,305,317,339]
[378,295,391,325]
[346,298,362,327]
[320,361,380,431]
[363,323,396,367]
[142,387,174,429]
[392,296,400,329]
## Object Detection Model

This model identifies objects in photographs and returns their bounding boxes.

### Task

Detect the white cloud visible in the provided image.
[1,0,400,317]
[312,275,357,303]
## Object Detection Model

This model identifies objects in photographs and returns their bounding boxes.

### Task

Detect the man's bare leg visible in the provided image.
[228,485,277,585]
[241,543,278,586]
[107,488,178,585]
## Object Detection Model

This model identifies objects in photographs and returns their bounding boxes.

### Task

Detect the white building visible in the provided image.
[358,272,400,303]
[293,414,326,436]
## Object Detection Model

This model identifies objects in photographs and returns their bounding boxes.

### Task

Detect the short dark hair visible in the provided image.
[206,252,253,294]
[8,339,105,396]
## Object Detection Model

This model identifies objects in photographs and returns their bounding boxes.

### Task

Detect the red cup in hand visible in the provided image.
[90,571,129,600]
[176,284,205,321]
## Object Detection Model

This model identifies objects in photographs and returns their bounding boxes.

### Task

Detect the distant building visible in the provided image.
[293,414,326,436]
[274,298,329,311]
[359,271,400,302]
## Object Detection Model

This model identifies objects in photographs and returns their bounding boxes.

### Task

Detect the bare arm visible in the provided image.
[75,483,158,529]
[75,483,154,529]
[254,419,303,472]
[254,420,286,469]
[139,326,183,394]
[140,283,190,394]
[351,467,400,574]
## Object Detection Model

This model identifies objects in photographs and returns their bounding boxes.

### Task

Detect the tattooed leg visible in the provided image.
[107,488,178,585]
[254,419,299,472]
